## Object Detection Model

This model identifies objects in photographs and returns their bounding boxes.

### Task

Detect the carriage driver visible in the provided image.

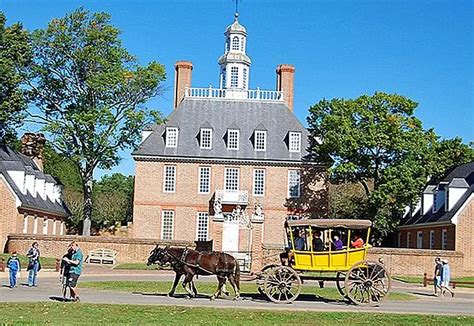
[62,241,84,302]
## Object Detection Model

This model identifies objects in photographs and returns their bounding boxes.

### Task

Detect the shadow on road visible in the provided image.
[49,296,74,302]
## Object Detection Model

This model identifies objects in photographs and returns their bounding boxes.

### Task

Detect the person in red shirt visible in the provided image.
[351,233,365,248]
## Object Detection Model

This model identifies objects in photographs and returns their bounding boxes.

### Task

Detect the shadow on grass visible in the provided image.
[49,296,74,302]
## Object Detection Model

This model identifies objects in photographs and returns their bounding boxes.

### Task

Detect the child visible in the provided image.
[7,252,21,288]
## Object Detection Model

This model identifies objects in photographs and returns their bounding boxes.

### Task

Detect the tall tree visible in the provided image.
[307,92,473,239]
[0,12,31,142]
[26,8,166,235]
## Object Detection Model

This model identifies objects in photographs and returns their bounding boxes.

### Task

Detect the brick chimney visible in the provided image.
[276,64,295,112]
[173,61,193,109]
[21,133,46,171]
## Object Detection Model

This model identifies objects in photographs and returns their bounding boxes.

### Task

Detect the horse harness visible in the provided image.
[164,247,233,275]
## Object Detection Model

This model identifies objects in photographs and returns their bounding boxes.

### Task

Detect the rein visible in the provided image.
[163,248,229,275]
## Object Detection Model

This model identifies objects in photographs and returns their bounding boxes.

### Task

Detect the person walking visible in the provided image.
[62,241,83,302]
[440,259,454,297]
[6,252,21,288]
[27,242,40,287]
[433,257,443,296]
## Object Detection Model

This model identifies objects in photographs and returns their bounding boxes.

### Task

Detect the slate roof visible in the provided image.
[400,162,474,227]
[132,98,316,165]
[0,144,70,217]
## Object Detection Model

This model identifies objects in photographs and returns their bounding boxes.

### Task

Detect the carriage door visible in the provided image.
[222,214,239,254]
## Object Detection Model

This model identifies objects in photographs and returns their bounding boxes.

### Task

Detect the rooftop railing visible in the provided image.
[184,87,284,102]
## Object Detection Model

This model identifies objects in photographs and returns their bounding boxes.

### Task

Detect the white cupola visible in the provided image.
[218,13,251,95]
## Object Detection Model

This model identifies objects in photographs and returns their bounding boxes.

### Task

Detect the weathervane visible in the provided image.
[234,0,241,19]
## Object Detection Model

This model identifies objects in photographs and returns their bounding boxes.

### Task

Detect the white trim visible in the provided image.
[163,165,176,193]
[22,214,28,234]
[165,127,179,148]
[198,166,211,194]
[0,174,22,207]
[43,218,49,235]
[252,168,265,197]
[161,210,174,240]
[200,128,213,149]
[52,219,57,235]
[33,216,38,234]
[429,230,435,249]
[254,130,266,151]
[227,129,240,150]
[289,132,301,153]
[451,193,473,226]
[287,169,301,198]
[442,229,447,250]
[224,167,240,192]
[416,230,423,249]
[406,232,411,248]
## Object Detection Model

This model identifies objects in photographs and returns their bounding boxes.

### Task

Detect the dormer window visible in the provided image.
[200,128,212,149]
[165,127,178,148]
[254,130,266,151]
[232,36,240,50]
[289,132,301,152]
[227,129,239,150]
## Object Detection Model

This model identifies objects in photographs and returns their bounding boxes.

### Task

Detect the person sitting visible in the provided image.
[312,231,324,251]
[331,234,344,251]
[350,233,365,248]
[294,229,306,251]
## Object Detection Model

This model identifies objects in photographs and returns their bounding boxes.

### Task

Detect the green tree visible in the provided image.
[307,92,473,239]
[0,12,31,143]
[93,173,134,230]
[25,8,165,235]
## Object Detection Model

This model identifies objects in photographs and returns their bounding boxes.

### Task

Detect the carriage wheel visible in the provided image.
[344,260,391,306]
[263,266,301,303]
[257,264,278,296]
[336,271,347,297]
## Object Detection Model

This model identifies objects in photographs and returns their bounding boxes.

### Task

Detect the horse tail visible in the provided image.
[234,260,240,291]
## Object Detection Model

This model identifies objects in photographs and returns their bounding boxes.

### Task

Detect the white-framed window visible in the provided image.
[161,210,174,240]
[416,231,423,249]
[200,128,212,149]
[198,166,211,194]
[42,218,48,235]
[241,38,245,52]
[225,167,239,192]
[288,170,301,198]
[226,37,230,52]
[407,232,411,248]
[243,68,248,89]
[232,36,240,50]
[397,232,402,247]
[442,229,447,250]
[221,68,227,88]
[254,130,266,151]
[289,132,301,152]
[430,230,435,249]
[253,169,265,196]
[196,212,209,241]
[163,165,176,193]
[227,129,239,150]
[165,127,178,147]
[230,67,239,88]
[22,214,28,234]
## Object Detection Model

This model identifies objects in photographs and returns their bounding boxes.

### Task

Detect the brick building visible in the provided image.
[397,162,473,273]
[0,133,70,251]
[132,15,328,270]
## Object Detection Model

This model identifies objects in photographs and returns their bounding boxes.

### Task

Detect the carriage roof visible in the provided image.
[286,219,372,229]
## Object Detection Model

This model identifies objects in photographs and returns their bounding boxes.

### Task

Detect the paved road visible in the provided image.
[1,272,473,316]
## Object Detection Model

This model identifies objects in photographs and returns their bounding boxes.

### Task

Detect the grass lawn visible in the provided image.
[393,275,474,288]
[0,303,472,325]
[113,263,171,271]
[0,253,57,269]
[81,280,416,301]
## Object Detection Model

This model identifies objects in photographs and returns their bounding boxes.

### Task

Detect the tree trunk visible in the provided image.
[82,171,93,236]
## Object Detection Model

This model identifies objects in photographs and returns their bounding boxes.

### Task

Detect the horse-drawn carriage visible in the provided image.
[254,219,391,306]
[147,218,390,306]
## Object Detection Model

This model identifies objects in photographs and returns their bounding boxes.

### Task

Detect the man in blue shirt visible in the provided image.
[62,241,83,302]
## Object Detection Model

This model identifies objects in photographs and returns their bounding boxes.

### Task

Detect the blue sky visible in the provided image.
[2,0,473,178]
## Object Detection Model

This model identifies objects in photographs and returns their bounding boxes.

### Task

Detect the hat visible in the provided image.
[442,259,448,264]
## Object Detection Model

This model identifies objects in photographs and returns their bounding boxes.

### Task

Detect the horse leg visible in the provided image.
[227,273,240,300]
[191,280,198,297]
[182,272,195,299]
[211,275,225,300]
[168,272,182,297]
[221,279,229,296]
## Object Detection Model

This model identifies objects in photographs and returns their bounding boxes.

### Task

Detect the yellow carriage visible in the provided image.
[257,219,391,306]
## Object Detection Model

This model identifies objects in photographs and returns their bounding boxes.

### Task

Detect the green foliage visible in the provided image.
[25,8,166,234]
[93,173,134,229]
[0,12,31,142]
[307,92,473,239]
[43,143,82,191]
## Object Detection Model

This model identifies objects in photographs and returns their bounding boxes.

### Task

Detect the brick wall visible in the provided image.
[455,199,473,273]
[0,179,20,251]
[398,225,456,250]
[5,234,194,263]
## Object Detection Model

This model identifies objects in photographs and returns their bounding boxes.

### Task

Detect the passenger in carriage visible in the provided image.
[350,232,365,248]
[331,233,344,251]
[295,229,306,251]
[312,231,324,251]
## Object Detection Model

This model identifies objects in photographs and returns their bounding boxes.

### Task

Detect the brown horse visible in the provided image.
[147,246,240,300]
